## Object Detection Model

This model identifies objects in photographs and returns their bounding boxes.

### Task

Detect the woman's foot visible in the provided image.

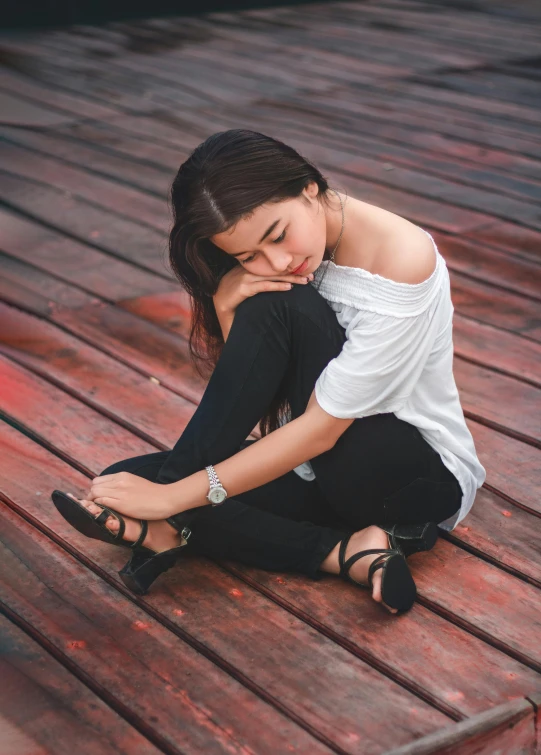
[66,494,183,552]
[320,525,399,614]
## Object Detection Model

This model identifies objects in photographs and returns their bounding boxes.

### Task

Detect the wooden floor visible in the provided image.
[1,1,541,752]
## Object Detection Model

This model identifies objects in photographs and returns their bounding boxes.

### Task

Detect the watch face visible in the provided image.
[210,487,226,504]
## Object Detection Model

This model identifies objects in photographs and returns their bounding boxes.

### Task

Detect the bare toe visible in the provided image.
[371,573,397,614]
[106,517,120,532]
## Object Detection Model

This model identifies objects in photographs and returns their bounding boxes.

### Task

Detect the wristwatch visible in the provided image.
[205,464,228,505]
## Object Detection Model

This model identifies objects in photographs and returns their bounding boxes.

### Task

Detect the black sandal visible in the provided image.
[380,522,438,558]
[51,490,149,550]
[338,532,417,613]
[51,490,191,595]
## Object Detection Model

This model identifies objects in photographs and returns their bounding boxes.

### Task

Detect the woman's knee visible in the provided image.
[235,282,343,338]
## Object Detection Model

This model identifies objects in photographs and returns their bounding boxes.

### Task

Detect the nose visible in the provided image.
[269,251,294,274]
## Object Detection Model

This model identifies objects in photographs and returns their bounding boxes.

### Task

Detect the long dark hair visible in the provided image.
[168,128,336,437]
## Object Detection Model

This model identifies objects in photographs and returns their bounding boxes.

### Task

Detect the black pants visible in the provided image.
[100,283,462,580]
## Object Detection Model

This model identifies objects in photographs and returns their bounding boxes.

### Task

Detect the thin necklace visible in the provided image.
[329,189,345,264]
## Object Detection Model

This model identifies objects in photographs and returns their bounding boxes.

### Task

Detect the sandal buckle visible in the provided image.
[181,527,191,541]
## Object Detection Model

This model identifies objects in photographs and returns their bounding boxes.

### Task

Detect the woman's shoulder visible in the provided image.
[373,224,438,285]
[336,200,438,286]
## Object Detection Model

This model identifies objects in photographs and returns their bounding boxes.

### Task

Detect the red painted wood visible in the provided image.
[450,274,541,342]
[0,172,167,275]
[467,420,541,516]
[465,222,541,264]
[0,126,173,198]
[0,614,160,755]
[119,290,193,341]
[446,487,541,587]
[0,302,199,449]
[0,143,168,231]
[411,540,541,671]
[0,207,176,301]
[453,317,541,389]
[383,699,536,755]
[0,429,450,753]
[432,234,541,302]
[0,260,207,405]
[1,421,540,723]
[453,358,540,445]
[528,691,541,755]
[0,353,156,471]
[0,506,334,755]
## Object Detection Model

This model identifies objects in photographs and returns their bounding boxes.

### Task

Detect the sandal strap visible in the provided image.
[94,506,125,541]
[338,533,400,585]
[341,547,399,575]
[367,554,392,589]
[130,520,148,549]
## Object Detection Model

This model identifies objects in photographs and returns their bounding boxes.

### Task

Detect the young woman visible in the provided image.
[52,129,486,615]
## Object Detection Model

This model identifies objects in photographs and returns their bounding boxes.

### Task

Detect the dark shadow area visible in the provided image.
[3,0,328,31]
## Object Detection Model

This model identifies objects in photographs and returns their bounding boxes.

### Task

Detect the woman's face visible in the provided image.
[210,181,327,277]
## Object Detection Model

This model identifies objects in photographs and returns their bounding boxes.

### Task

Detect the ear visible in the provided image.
[303,180,320,201]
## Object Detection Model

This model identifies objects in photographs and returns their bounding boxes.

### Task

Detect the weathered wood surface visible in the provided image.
[0,614,161,755]
[1,0,540,752]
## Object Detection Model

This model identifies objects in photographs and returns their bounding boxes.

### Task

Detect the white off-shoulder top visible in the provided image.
[287,230,486,531]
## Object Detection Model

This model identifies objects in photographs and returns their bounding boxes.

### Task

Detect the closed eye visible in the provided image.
[241,229,287,264]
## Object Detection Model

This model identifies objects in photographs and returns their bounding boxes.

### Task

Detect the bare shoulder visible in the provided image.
[375,223,437,285]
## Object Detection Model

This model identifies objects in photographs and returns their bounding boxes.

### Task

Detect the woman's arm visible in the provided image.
[164,388,354,515]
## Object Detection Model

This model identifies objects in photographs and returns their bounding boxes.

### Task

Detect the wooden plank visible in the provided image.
[0,258,206,404]
[450,274,541,342]
[411,540,541,671]
[1,405,540,723]
[0,614,160,755]
[528,690,541,755]
[0,426,451,753]
[0,91,75,128]
[465,221,541,264]
[453,317,541,388]
[0,353,156,472]
[0,172,168,276]
[382,698,536,755]
[229,536,541,675]
[467,419,541,517]
[446,487,541,587]
[0,302,200,449]
[0,207,176,300]
[0,505,336,755]
[453,358,540,446]
[0,126,173,198]
[0,142,168,231]
[0,67,122,121]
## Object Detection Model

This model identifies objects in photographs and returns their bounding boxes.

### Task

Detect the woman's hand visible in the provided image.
[86,472,178,520]
[213,265,314,319]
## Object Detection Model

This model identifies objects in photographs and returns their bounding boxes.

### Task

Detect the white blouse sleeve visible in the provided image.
[314,303,447,420]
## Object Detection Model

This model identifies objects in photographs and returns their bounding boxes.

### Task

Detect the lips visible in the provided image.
[291,258,308,274]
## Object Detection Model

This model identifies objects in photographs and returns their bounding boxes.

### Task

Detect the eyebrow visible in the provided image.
[228,219,281,257]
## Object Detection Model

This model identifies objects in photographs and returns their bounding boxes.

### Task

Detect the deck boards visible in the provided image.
[1,0,540,752]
